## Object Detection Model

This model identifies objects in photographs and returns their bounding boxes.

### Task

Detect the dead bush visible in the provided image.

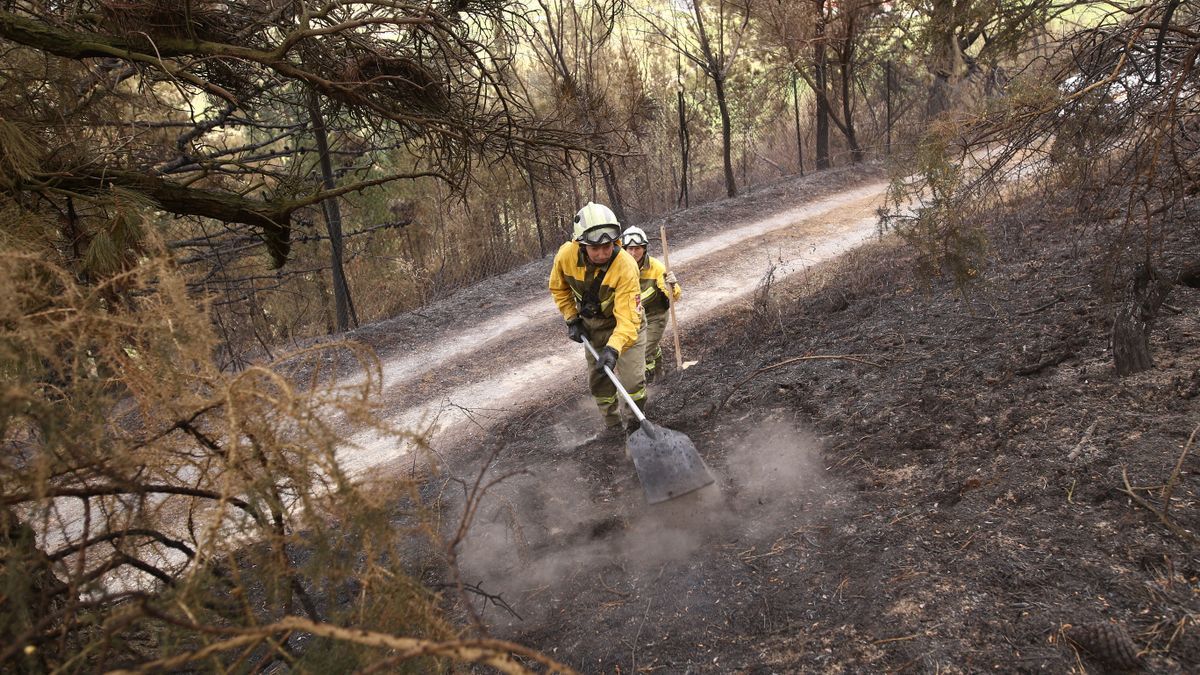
[0,243,563,672]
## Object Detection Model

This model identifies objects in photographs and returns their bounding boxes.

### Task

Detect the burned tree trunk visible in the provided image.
[812,0,831,170]
[678,86,690,208]
[599,157,627,224]
[713,72,738,197]
[1112,264,1173,376]
[306,88,357,333]
[792,71,804,176]
[523,159,546,257]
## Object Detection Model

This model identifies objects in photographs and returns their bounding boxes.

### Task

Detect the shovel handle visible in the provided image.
[581,338,646,423]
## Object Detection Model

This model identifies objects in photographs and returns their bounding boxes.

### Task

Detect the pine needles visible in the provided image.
[0,248,552,671]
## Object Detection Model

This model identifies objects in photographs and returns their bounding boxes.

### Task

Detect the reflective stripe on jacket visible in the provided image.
[638,255,682,314]
[549,241,643,354]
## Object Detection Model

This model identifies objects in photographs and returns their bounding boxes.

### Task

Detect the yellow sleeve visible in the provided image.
[607,251,643,354]
[650,257,682,301]
[548,242,579,322]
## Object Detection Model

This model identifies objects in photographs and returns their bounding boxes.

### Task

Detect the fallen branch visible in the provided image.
[631,597,653,674]
[1067,421,1098,460]
[1160,422,1200,516]
[1017,294,1064,316]
[753,149,788,176]
[716,354,885,411]
[106,615,577,675]
[598,571,631,598]
[1120,467,1199,545]
[428,581,523,621]
[872,634,920,645]
[1014,350,1073,376]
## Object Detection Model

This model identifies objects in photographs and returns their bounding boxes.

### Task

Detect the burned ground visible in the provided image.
[421,180,1200,673]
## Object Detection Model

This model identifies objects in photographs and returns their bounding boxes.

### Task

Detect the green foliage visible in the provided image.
[879,0,1200,294]
[82,189,151,276]
[880,122,989,284]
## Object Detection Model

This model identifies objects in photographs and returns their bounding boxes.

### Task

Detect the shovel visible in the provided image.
[581,339,715,504]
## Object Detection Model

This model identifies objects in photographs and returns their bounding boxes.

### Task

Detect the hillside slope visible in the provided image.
[339,167,1199,672]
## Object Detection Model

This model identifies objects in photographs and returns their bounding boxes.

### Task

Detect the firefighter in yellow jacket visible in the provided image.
[549,203,648,433]
[619,226,681,380]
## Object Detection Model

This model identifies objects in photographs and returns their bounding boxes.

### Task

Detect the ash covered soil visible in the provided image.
[349,169,1200,673]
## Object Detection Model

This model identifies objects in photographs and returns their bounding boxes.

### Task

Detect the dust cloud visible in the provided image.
[453,413,831,628]
[721,414,829,536]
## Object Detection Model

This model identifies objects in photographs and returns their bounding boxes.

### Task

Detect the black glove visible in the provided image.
[595,346,618,373]
[566,318,586,343]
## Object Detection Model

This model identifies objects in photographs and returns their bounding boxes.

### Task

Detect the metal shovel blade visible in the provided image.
[626,420,715,504]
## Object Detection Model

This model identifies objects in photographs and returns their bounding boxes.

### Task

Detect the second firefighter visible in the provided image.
[618,226,681,381]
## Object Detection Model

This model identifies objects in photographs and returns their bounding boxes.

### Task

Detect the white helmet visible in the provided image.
[573,202,620,244]
[620,226,649,247]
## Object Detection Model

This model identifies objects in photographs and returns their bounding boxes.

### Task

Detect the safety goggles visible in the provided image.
[621,234,648,247]
[580,226,619,245]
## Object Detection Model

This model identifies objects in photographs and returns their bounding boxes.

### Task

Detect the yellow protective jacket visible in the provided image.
[548,241,643,353]
[639,255,682,315]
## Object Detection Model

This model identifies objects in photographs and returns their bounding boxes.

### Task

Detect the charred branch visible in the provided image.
[31,168,294,267]
[46,527,197,563]
[0,484,265,525]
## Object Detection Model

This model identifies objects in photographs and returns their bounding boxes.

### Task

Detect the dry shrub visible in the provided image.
[0,240,566,671]
[881,1,1200,288]
[747,262,786,338]
[348,254,430,322]
[801,239,908,317]
[880,123,991,285]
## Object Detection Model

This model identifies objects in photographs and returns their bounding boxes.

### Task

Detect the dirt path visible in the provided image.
[340,181,887,475]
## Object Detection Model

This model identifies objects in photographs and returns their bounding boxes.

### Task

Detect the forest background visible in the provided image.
[2,0,1197,671]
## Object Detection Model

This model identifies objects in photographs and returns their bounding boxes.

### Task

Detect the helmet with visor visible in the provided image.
[620,226,649,248]
[573,202,620,245]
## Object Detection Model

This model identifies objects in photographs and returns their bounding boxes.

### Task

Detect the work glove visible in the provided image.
[664,270,678,285]
[595,346,618,373]
[566,318,586,343]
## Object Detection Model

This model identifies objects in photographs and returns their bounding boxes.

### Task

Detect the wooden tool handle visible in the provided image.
[659,224,684,370]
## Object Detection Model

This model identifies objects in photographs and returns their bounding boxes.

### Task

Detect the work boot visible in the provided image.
[594,423,627,461]
[595,423,624,445]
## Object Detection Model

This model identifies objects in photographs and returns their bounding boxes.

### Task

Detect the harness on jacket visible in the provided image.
[579,266,606,318]
[575,245,614,319]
